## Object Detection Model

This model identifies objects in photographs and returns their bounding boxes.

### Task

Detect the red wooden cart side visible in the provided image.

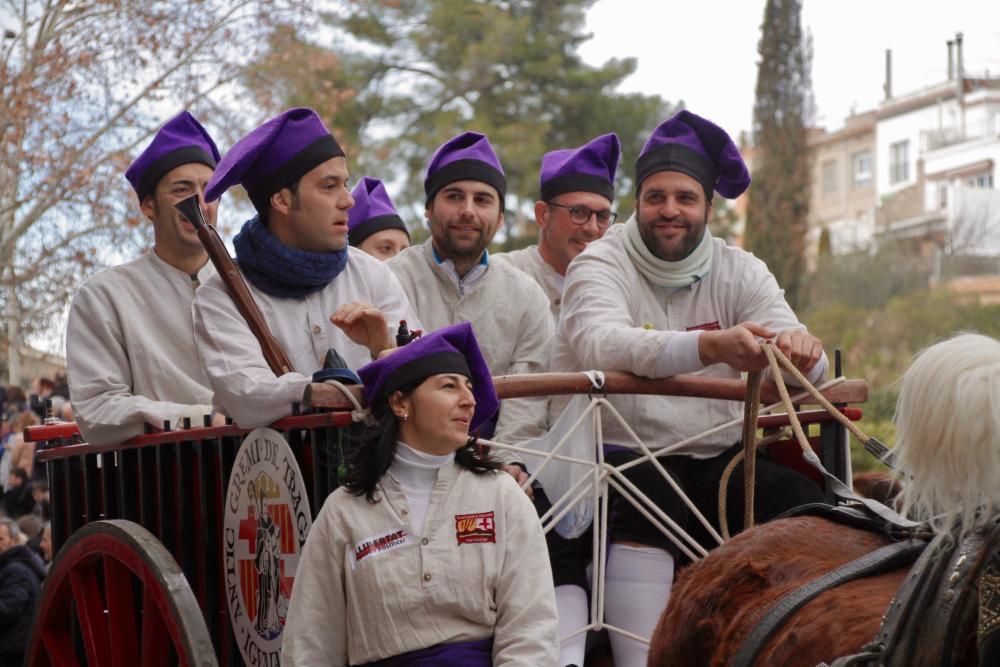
[25,410,355,666]
[21,374,868,666]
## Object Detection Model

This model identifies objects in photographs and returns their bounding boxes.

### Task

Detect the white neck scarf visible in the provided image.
[623,212,714,288]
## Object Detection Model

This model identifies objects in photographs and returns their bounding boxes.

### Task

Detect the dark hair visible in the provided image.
[5,386,25,406]
[343,378,502,502]
[258,178,302,225]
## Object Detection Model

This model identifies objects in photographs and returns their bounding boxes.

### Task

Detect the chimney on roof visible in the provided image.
[947,40,954,80]
[955,32,964,85]
[883,49,892,100]
[955,32,965,139]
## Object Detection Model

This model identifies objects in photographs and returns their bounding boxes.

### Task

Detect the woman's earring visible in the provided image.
[400,412,409,422]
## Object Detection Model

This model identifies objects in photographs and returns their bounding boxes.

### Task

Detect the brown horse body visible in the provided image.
[852,471,902,506]
[648,516,976,667]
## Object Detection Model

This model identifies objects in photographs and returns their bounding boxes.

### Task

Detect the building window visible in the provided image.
[821,159,838,195]
[889,140,909,184]
[852,151,872,188]
[965,172,995,189]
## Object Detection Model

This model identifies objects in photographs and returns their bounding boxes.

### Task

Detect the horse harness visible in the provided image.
[727,504,1000,667]
[826,515,1000,667]
[728,502,929,667]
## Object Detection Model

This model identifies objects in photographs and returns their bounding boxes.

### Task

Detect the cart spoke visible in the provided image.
[140,584,170,667]
[69,562,112,666]
[38,625,80,667]
[103,555,140,667]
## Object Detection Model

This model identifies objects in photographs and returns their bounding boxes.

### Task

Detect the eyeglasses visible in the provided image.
[546,202,617,228]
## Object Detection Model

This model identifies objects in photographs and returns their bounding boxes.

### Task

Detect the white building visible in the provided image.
[874,79,1000,257]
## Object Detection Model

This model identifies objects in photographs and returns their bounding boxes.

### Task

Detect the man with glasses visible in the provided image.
[493,134,621,667]
[495,134,620,324]
[550,110,828,666]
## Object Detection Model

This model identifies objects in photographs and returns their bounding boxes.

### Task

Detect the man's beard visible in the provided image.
[437,225,489,261]
[638,210,709,262]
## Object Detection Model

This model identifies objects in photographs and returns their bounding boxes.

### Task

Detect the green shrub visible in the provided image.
[801,286,1000,472]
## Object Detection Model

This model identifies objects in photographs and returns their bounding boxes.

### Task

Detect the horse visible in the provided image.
[648,333,1000,666]
[852,470,901,505]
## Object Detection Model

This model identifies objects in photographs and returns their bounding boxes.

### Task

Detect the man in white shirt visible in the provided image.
[495,133,621,324]
[193,108,418,428]
[551,110,828,666]
[494,133,621,666]
[67,111,223,445]
[388,132,553,452]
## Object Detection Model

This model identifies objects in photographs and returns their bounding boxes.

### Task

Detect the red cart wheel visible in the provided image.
[25,519,217,667]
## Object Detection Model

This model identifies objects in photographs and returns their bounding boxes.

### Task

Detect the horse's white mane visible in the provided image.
[893,332,1000,537]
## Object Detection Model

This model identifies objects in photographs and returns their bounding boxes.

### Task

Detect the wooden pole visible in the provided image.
[303,372,868,410]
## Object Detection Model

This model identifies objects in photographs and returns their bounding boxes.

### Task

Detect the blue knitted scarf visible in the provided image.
[233,216,348,298]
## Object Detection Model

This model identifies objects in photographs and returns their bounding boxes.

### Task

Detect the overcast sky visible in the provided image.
[581,0,1000,137]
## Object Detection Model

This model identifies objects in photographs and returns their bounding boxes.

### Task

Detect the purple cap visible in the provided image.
[348,177,409,247]
[358,322,498,432]
[636,110,750,199]
[125,111,220,201]
[205,108,345,212]
[424,132,506,205]
[539,133,621,202]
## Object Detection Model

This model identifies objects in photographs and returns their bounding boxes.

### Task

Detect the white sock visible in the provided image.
[555,584,589,667]
[603,543,674,667]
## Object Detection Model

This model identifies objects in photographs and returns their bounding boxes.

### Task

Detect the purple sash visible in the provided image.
[357,637,494,666]
[603,443,632,457]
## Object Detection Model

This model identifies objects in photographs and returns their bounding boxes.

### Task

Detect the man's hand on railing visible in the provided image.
[698,322,775,372]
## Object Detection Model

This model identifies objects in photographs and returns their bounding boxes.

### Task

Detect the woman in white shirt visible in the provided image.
[283,322,559,666]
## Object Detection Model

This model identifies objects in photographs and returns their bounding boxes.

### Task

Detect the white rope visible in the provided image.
[761,345,920,528]
[598,397,726,546]
[479,370,859,647]
[320,380,374,426]
[487,376,851,546]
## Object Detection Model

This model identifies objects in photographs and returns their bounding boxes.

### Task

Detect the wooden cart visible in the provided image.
[21,372,868,666]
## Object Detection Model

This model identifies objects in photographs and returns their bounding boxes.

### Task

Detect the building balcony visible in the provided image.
[921,117,1000,152]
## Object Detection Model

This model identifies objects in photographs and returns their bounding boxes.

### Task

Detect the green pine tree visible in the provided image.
[745,0,814,308]
[244,0,672,244]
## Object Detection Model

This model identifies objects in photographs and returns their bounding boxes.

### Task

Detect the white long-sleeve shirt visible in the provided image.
[388,241,554,448]
[551,223,828,458]
[193,246,419,428]
[493,245,564,324]
[281,463,559,666]
[66,251,216,445]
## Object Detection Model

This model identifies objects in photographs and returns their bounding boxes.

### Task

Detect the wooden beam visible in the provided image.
[303,372,868,410]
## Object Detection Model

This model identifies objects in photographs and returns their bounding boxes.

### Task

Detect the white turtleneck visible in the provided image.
[387,442,455,535]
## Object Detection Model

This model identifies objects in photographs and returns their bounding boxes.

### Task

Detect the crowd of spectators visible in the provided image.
[0,374,61,530]
[0,517,46,665]
[0,374,66,662]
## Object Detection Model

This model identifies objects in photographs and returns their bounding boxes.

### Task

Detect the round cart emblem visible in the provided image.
[223,428,312,665]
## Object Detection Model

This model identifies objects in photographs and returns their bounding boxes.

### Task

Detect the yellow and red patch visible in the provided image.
[455,511,496,544]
